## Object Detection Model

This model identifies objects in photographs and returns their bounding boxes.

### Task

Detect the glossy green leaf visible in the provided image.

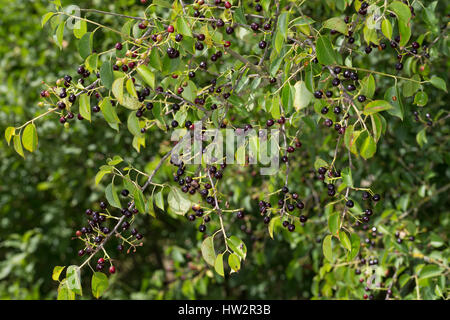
[13,135,25,158]
[91,272,109,299]
[52,266,65,281]
[323,17,348,35]
[339,230,351,251]
[66,265,82,296]
[55,21,64,49]
[228,253,241,272]
[79,94,91,122]
[226,236,247,260]
[389,1,411,23]
[363,100,392,116]
[5,127,15,146]
[201,236,216,266]
[22,123,38,152]
[133,187,146,214]
[214,253,224,277]
[323,235,334,262]
[176,17,192,37]
[360,134,377,159]
[105,183,121,209]
[100,61,114,90]
[167,187,191,215]
[73,20,87,39]
[430,76,447,92]
[78,32,92,59]
[136,65,155,89]
[328,212,340,235]
[381,19,393,40]
[112,77,124,104]
[316,36,338,66]
[293,80,313,110]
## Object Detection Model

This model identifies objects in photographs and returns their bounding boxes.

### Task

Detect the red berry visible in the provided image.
[98,258,105,264]
[224,41,231,47]
[167,25,174,33]
[224,1,231,9]
[109,266,116,274]
[75,230,82,237]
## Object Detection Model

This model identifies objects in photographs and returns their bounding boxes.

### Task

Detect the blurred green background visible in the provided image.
[0,0,448,300]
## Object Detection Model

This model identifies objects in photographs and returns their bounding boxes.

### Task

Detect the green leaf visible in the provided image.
[91,272,109,299]
[100,61,114,90]
[167,187,191,215]
[105,183,121,209]
[339,231,351,251]
[268,216,280,239]
[429,76,447,92]
[234,7,247,25]
[316,36,338,66]
[228,253,241,272]
[270,94,280,118]
[100,98,120,127]
[55,21,65,49]
[73,20,87,39]
[112,77,124,104]
[176,16,192,37]
[381,19,393,40]
[148,49,162,71]
[402,75,420,97]
[66,265,82,296]
[153,0,172,8]
[133,187,146,214]
[95,170,108,185]
[416,128,428,148]
[385,86,404,120]
[371,114,383,142]
[226,236,247,260]
[57,279,75,300]
[214,253,224,277]
[126,78,138,98]
[13,135,25,158]
[78,32,92,59]
[22,123,38,152]
[136,65,155,89]
[108,155,123,166]
[328,212,340,235]
[389,1,412,23]
[5,127,15,146]
[348,233,360,260]
[398,20,411,47]
[360,134,377,159]
[290,16,315,27]
[52,266,65,281]
[360,74,375,99]
[363,100,392,115]
[277,12,289,39]
[281,84,293,113]
[293,80,313,110]
[154,190,164,211]
[344,125,360,154]
[341,167,353,188]
[201,236,216,266]
[79,94,91,122]
[181,80,197,102]
[323,17,348,35]
[323,235,334,262]
[41,12,55,27]
[414,91,428,107]
[419,265,443,280]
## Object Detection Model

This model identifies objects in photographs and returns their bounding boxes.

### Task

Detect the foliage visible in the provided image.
[1,0,449,300]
